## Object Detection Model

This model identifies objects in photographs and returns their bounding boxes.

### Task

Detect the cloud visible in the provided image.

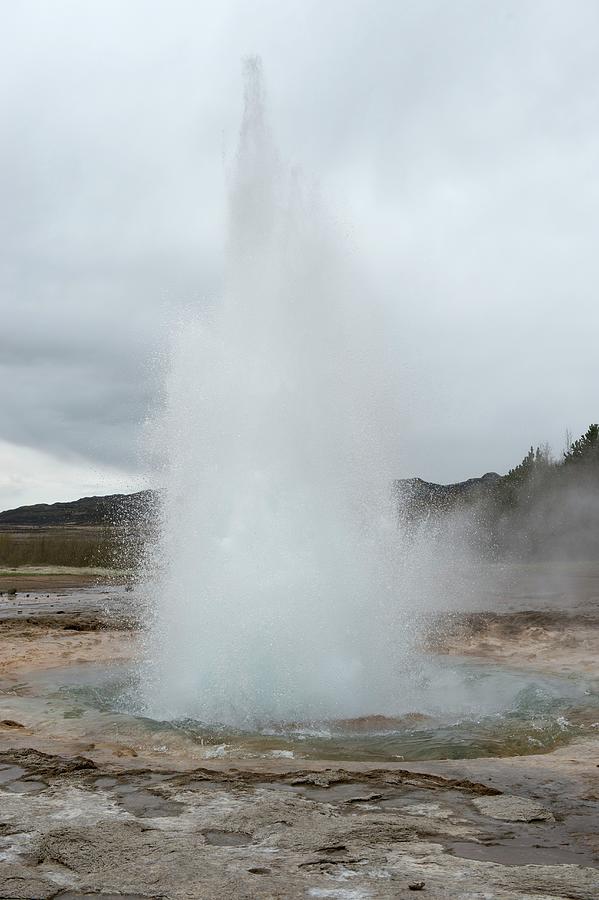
[1,0,598,508]
[0,439,144,509]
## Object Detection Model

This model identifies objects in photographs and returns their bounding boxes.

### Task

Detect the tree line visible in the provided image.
[401,424,599,561]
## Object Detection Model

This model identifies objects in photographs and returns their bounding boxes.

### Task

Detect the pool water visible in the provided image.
[15,657,599,763]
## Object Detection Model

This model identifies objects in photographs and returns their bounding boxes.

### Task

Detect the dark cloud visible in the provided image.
[1,0,598,505]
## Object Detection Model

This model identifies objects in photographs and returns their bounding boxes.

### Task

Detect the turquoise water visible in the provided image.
[26,657,599,762]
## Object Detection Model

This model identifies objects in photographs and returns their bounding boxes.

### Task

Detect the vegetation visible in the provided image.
[400,424,599,560]
[563,423,599,466]
[0,526,141,569]
[494,424,598,508]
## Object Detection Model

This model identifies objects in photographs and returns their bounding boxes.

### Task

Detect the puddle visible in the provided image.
[0,765,26,784]
[447,838,597,868]
[55,894,156,900]
[119,792,184,817]
[202,829,252,847]
[5,779,46,794]
[114,789,185,818]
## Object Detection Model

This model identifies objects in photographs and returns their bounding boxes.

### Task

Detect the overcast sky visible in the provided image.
[1,0,598,509]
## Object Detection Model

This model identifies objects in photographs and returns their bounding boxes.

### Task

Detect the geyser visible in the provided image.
[139,58,407,728]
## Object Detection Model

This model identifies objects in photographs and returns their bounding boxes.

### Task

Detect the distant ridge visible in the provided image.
[0,491,153,528]
[395,472,501,519]
[0,476,504,528]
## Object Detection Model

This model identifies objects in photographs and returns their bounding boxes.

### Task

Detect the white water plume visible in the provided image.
[139,58,409,728]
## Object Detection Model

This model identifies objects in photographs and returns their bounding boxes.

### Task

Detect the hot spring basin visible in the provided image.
[13,657,599,763]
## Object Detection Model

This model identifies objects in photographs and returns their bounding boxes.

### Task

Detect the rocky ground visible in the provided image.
[427,608,599,678]
[0,742,598,899]
[0,569,598,899]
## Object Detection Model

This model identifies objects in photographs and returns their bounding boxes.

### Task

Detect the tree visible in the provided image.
[506,446,537,484]
[563,424,599,466]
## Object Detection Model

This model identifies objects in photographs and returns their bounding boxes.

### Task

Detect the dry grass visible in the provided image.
[0,526,139,569]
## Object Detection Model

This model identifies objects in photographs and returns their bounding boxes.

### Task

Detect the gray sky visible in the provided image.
[1,0,598,509]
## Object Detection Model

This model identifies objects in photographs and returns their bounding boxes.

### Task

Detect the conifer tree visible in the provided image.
[563,424,599,466]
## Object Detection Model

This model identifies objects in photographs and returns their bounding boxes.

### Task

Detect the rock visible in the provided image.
[473,794,554,822]
[409,882,426,891]
[0,862,56,899]
[0,748,97,776]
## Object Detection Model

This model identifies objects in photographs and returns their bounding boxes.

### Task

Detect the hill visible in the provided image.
[0,491,153,529]
[394,472,501,522]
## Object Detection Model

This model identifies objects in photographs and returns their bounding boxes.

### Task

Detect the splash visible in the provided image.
[139,58,407,728]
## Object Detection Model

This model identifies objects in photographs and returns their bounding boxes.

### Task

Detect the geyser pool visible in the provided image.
[21,657,599,763]
[137,57,410,727]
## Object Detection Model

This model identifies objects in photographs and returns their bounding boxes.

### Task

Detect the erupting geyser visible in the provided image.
[139,58,407,728]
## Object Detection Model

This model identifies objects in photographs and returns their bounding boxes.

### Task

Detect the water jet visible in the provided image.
[137,58,409,728]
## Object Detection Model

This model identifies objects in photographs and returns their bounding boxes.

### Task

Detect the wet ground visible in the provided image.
[0,743,598,898]
[0,565,121,593]
[0,564,598,897]
[0,582,130,622]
